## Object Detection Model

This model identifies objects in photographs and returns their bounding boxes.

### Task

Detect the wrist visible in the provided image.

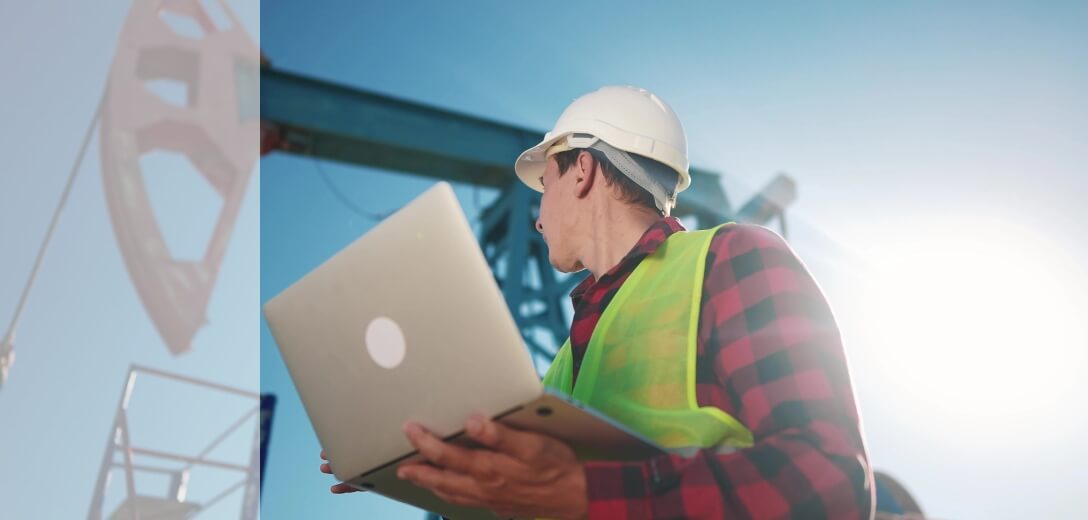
[561,462,589,520]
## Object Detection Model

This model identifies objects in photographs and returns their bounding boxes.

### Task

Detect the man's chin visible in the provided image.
[552,259,586,274]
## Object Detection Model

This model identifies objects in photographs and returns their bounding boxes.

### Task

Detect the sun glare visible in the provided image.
[855,216,1087,443]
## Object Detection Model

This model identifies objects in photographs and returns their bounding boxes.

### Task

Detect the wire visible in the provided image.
[2,84,106,389]
[311,158,390,222]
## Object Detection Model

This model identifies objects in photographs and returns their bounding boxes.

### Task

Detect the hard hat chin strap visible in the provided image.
[547,133,681,216]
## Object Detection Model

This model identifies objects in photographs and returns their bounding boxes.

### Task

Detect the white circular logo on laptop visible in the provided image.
[365,317,406,369]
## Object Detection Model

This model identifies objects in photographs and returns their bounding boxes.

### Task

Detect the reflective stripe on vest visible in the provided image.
[542,224,754,450]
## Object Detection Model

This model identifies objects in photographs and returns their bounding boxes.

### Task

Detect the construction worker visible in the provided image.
[320,86,874,519]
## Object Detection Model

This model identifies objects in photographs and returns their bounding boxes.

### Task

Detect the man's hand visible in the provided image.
[318,449,363,494]
[398,415,588,520]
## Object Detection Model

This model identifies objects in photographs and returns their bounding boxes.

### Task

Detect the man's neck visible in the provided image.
[581,206,661,280]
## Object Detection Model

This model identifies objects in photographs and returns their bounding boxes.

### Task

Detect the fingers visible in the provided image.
[398,463,485,507]
[463,415,546,462]
[330,482,360,494]
[403,422,477,473]
[319,448,365,495]
[319,449,334,474]
[433,488,480,508]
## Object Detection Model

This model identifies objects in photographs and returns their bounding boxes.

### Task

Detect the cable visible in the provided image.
[311,159,390,222]
[1,85,106,389]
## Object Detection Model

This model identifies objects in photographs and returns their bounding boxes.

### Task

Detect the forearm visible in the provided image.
[582,425,872,520]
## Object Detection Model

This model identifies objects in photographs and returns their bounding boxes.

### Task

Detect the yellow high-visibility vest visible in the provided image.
[543,224,753,450]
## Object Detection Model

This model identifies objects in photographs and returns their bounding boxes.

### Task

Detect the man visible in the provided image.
[320,86,874,519]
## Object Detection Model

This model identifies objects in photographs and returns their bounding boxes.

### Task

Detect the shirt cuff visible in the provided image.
[584,455,683,520]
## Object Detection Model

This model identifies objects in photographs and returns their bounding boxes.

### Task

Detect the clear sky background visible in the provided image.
[0,0,260,518]
[260,2,1088,519]
[7,1,1083,519]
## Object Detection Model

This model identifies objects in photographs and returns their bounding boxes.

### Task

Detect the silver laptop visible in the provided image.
[263,182,663,519]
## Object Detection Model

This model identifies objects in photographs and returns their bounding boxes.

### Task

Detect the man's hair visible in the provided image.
[552,148,664,216]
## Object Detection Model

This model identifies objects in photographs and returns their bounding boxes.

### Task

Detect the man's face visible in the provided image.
[536,155,585,273]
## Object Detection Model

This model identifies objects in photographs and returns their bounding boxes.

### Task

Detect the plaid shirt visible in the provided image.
[572,217,874,520]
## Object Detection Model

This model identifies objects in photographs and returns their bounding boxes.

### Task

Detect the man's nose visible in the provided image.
[535,218,544,234]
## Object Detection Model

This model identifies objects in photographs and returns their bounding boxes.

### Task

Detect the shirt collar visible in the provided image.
[569,216,687,300]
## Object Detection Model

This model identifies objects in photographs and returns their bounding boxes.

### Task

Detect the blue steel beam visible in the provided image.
[735,173,796,224]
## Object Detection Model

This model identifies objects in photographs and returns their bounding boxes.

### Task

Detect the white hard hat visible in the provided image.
[514,85,691,196]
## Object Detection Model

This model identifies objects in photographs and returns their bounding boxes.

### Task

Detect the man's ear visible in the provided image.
[575,150,596,199]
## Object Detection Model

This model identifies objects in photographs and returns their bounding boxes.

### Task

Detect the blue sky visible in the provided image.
[260,2,1088,519]
[0,0,260,518]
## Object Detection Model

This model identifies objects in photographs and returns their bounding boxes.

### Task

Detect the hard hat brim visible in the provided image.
[514,133,567,193]
[515,127,691,194]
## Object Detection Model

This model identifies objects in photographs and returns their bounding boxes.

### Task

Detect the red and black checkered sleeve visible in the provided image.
[581,224,874,519]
